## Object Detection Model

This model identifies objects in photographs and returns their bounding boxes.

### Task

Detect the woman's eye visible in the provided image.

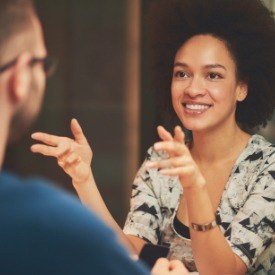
[174,71,188,78]
[208,72,222,80]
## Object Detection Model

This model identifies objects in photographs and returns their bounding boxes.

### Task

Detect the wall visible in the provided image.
[4,0,136,226]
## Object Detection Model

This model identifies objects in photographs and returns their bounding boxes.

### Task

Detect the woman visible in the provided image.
[31,0,275,274]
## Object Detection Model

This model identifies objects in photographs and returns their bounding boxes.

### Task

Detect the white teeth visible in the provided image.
[185,104,210,110]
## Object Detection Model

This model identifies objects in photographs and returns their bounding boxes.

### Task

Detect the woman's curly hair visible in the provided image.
[146,0,275,130]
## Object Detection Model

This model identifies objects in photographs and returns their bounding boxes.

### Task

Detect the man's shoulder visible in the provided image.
[0,171,108,233]
[0,171,56,192]
[0,171,148,274]
[0,171,75,209]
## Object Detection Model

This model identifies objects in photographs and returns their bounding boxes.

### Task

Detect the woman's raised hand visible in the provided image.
[146,126,205,189]
[31,118,93,185]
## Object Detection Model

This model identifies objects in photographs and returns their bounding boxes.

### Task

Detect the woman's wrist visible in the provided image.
[183,176,206,191]
[72,172,95,189]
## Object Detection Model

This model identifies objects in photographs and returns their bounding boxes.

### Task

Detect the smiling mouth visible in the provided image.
[182,103,212,114]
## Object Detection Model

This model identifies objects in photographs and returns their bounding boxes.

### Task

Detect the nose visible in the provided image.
[184,76,206,97]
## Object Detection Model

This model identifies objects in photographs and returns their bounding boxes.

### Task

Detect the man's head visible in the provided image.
[0,0,47,144]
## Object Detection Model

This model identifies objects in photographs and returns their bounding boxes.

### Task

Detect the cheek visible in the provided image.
[171,82,182,101]
[209,83,236,103]
[171,85,183,114]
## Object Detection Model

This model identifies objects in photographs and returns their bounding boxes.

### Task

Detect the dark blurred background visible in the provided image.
[3,0,275,226]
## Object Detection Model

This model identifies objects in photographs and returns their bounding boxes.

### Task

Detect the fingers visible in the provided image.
[57,147,71,161]
[156,125,185,143]
[154,141,187,156]
[32,120,88,148]
[157,126,174,141]
[31,128,76,158]
[71,118,88,145]
[158,167,187,176]
[50,146,81,169]
[31,132,61,146]
[57,151,81,169]
[31,138,71,158]
[31,144,60,157]
[155,126,186,154]
[147,160,195,177]
[146,156,186,170]
[173,126,185,144]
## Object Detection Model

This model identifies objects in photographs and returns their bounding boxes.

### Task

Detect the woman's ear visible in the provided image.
[9,52,31,103]
[236,82,248,102]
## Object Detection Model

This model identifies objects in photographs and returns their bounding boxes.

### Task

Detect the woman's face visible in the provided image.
[171,34,247,133]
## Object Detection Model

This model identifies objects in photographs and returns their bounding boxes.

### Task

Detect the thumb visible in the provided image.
[71,118,88,145]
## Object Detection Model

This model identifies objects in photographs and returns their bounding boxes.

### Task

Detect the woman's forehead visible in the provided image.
[174,34,236,69]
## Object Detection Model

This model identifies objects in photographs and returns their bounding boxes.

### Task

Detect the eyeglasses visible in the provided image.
[0,56,56,76]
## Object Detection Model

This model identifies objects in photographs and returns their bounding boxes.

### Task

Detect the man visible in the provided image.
[0,0,189,274]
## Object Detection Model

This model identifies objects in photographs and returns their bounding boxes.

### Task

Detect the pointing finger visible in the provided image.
[157,125,173,141]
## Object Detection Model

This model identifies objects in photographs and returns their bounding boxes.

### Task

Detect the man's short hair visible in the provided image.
[0,0,36,56]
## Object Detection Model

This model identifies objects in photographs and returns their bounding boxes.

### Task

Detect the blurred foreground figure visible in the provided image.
[0,1,190,274]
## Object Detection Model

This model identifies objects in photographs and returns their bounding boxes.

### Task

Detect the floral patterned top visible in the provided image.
[123,135,275,274]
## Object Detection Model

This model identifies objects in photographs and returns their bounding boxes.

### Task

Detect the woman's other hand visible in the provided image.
[146,126,205,189]
[31,118,92,185]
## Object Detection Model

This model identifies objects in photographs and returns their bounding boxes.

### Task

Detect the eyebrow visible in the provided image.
[174,62,227,71]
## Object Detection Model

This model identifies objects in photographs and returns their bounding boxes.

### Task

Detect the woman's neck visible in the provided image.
[190,124,250,165]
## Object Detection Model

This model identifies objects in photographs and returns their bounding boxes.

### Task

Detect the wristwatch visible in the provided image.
[191,219,218,231]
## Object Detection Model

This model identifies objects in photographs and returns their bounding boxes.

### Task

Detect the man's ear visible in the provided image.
[9,52,31,103]
[236,82,248,102]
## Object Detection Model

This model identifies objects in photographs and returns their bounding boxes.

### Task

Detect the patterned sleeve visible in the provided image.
[225,159,275,269]
[123,147,164,244]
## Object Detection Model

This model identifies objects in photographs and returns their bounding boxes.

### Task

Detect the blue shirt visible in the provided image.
[0,172,149,275]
